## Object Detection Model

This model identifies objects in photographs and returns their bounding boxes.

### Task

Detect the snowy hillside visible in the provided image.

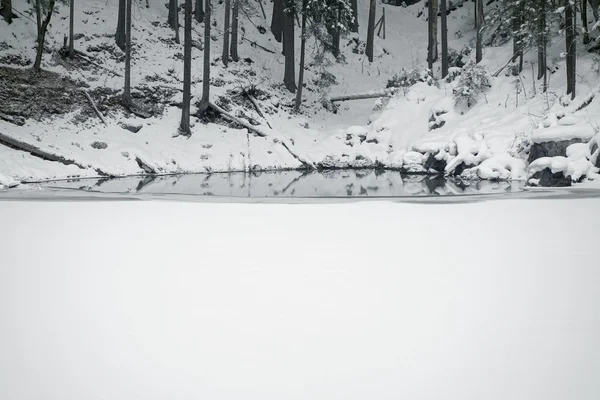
[1,0,600,188]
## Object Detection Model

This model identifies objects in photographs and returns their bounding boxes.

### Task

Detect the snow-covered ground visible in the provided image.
[1,198,600,400]
[1,0,600,188]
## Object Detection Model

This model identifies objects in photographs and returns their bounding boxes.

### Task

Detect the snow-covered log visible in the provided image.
[330,90,390,103]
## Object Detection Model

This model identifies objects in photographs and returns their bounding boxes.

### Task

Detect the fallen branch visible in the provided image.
[74,50,123,77]
[0,131,110,176]
[135,156,157,174]
[492,47,530,77]
[0,112,25,126]
[245,92,272,129]
[208,101,268,137]
[330,90,390,103]
[241,35,276,54]
[82,90,107,126]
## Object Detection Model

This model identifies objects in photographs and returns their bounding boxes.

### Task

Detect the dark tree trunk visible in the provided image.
[582,0,590,44]
[440,0,448,78]
[1,0,13,24]
[432,0,438,62]
[332,5,341,58]
[295,0,307,111]
[199,0,211,113]
[566,2,575,98]
[366,0,376,62]
[180,0,192,136]
[271,0,284,43]
[68,0,74,57]
[33,0,56,72]
[350,0,359,33]
[123,0,132,107]
[194,0,204,22]
[230,0,239,62]
[475,0,483,63]
[537,0,547,91]
[169,0,180,44]
[427,0,435,69]
[222,0,230,66]
[283,0,296,92]
[116,0,126,50]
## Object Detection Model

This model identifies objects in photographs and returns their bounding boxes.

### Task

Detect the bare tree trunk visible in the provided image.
[230,0,239,62]
[222,0,230,66]
[295,0,307,111]
[116,0,126,50]
[123,0,132,107]
[332,5,341,58]
[566,2,575,97]
[33,0,56,72]
[582,0,590,44]
[169,0,180,44]
[194,0,204,22]
[271,0,283,43]
[440,0,448,78]
[283,0,296,92]
[537,0,547,91]
[350,0,359,33]
[199,0,211,113]
[427,0,435,69]
[68,0,75,57]
[475,0,483,63]
[572,2,577,100]
[432,0,438,62]
[180,0,192,136]
[1,0,12,24]
[366,0,376,62]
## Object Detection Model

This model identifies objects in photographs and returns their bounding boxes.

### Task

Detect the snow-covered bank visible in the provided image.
[2,0,600,188]
[1,199,600,400]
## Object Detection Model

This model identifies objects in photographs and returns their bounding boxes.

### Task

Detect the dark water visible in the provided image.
[36,170,526,198]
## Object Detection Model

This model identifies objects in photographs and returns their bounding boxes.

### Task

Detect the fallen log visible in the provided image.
[0,112,25,126]
[245,92,272,129]
[330,90,390,103]
[0,131,110,176]
[208,101,268,137]
[135,156,157,174]
[82,90,107,126]
[74,50,123,77]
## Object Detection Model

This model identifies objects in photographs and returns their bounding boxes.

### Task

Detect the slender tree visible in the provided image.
[350,0,358,33]
[33,0,57,72]
[566,0,576,99]
[295,0,307,111]
[194,0,204,22]
[123,0,132,107]
[283,0,296,92]
[440,0,448,78]
[199,0,211,113]
[366,0,375,62]
[271,0,284,42]
[180,0,192,136]
[68,0,75,57]
[1,0,13,24]
[582,0,589,44]
[222,0,230,66]
[475,0,483,63]
[332,5,341,58]
[169,0,180,44]
[427,0,438,69]
[537,0,547,91]
[116,0,126,50]
[230,0,239,62]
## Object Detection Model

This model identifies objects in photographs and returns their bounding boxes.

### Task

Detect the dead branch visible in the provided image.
[208,101,268,137]
[74,50,123,77]
[245,91,272,129]
[0,130,110,176]
[82,90,107,125]
[330,90,390,102]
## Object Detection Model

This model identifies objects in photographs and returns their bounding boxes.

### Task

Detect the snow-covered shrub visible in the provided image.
[387,68,436,95]
[447,46,472,69]
[453,62,492,108]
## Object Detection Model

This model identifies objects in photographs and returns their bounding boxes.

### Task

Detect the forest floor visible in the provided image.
[1,0,600,190]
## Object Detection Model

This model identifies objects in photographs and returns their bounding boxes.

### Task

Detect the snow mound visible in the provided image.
[531,123,596,143]
[468,153,527,180]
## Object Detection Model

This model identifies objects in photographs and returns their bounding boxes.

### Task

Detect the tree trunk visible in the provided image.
[366,0,376,62]
[332,5,341,58]
[123,0,132,107]
[432,0,438,63]
[283,0,296,92]
[199,0,211,113]
[116,0,126,50]
[350,0,359,33]
[180,0,192,136]
[222,0,230,66]
[440,0,448,78]
[1,0,12,24]
[537,0,546,91]
[271,0,283,43]
[68,0,75,57]
[169,0,180,44]
[582,0,590,44]
[230,0,239,61]
[295,0,307,111]
[475,0,483,63]
[572,2,577,100]
[566,2,575,97]
[33,0,56,72]
[427,0,434,69]
[194,0,204,22]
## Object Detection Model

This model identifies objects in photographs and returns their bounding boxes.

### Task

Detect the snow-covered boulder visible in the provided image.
[529,124,597,162]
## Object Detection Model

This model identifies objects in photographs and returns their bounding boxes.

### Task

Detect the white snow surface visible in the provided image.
[1,199,600,400]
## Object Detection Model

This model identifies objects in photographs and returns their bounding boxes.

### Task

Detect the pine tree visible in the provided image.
[68,0,75,57]
[230,0,239,62]
[283,0,296,92]
[198,0,211,114]
[222,0,230,66]
[116,0,126,50]
[180,0,192,136]
[440,0,448,78]
[366,0,376,62]
[122,0,133,107]
[33,0,57,72]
